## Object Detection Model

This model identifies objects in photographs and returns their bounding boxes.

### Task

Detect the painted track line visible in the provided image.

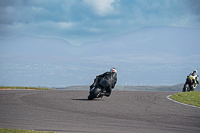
[167,95,200,109]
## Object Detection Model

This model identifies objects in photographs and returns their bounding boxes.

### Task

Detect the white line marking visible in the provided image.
[167,95,200,109]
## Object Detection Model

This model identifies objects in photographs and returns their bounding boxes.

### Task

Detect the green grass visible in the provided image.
[0,86,53,90]
[0,128,54,133]
[171,91,200,107]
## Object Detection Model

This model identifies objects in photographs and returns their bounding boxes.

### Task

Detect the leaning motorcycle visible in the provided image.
[183,84,191,92]
[88,78,111,100]
[182,77,197,92]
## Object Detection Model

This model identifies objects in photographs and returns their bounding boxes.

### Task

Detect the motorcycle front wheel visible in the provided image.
[88,87,101,100]
[183,84,190,92]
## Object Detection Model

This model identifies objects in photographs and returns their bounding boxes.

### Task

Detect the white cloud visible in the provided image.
[0,0,200,46]
[58,22,75,29]
[83,0,116,16]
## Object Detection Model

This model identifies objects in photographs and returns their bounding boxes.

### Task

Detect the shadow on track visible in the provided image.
[72,98,103,101]
[72,99,89,101]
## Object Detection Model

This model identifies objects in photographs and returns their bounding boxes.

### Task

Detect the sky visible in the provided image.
[0,0,200,46]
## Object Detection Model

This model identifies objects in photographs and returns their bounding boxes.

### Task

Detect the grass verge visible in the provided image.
[0,128,54,133]
[0,86,53,90]
[170,91,200,107]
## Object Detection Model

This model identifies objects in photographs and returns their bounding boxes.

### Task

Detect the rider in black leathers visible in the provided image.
[90,68,117,97]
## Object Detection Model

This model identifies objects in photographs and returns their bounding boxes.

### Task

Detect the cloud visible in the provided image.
[187,0,200,15]
[57,22,75,29]
[83,0,117,16]
[0,0,200,45]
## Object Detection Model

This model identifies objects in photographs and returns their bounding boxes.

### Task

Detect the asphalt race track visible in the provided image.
[0,90,200,133]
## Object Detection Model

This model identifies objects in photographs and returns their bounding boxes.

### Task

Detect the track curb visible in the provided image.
[166,95,200,109]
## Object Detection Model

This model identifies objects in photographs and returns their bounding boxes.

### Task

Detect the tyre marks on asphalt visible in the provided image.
[0,90,200,133]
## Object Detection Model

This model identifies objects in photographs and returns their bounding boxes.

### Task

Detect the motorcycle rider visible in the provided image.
[90,68,117,97]
[183,70,199,92]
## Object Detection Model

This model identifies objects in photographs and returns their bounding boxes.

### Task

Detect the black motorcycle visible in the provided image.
[88,78,111,100]
[182,77,197,92]
[183,83,191,92]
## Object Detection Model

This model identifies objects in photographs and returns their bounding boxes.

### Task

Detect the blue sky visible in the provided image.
[0,0,200,45]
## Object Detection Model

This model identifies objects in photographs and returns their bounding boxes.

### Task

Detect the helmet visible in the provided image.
[193,70,198,75]
[110,68,117,73]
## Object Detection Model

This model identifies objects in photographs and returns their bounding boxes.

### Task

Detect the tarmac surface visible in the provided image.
[0,90,200,133]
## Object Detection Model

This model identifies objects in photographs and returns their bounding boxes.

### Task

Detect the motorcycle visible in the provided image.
[183,84,191,92]
[88,78,111,100]
[182,77,197,92]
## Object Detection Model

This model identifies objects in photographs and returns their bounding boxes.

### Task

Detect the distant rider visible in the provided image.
[90,68,117,97]
[183,70,199,92]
